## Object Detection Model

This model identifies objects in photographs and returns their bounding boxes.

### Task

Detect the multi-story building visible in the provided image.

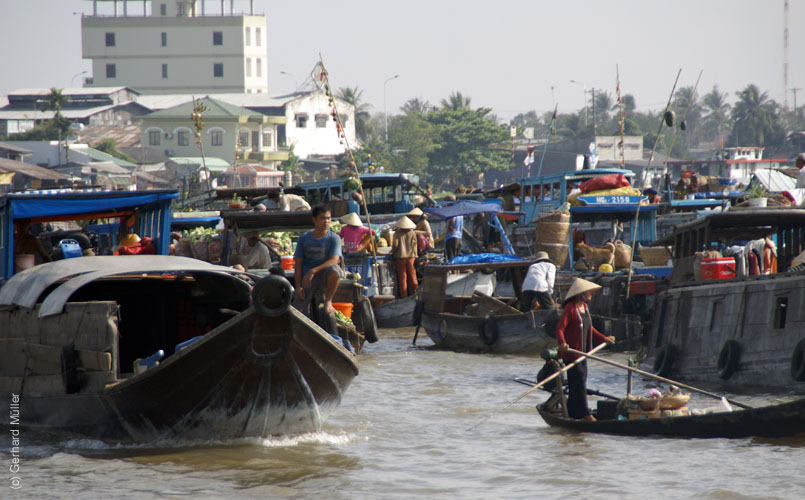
[81,0,268,94]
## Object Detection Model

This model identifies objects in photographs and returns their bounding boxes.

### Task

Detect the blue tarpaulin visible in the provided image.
[448,253,524,264]
[425,200,502,219]
[5,191,178,219]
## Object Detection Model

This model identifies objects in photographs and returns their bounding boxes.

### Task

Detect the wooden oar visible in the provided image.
[513,378,620,401]
[466,343,608,431]
[566,348,753,410]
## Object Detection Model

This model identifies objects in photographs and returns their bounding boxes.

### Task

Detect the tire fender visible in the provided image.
[480,315,499,346]
[791,339,805,382]
[252,275,293,317]
[653,344,677,377]
[356,296,378,343]
[717,340,741,380]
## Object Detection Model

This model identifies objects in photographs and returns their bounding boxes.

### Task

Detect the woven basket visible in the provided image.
[640,246,672,266]
[614,240,632,269]
[538,212,570,224]
[536,222,571,244]
[534,242,568,268]
[632,394,690,411]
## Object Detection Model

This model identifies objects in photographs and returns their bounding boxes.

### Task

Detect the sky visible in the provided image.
[1,0,803,121]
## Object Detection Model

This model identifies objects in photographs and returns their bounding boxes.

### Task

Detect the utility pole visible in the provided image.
[791,87,802,127]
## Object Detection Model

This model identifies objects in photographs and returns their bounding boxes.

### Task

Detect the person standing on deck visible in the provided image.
[294,205,344,315]
[444,214,463,261]
[556,278,615,421]
[520,251,556,310]
[392,216,419,298]
[795,154,805,188]
[408,207,434,253]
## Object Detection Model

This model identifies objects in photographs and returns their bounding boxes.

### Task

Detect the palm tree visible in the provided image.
[42,88,70,165]
[336,86,373,142]
[401,97,432,116]
[702,85,731,143]
[593,90,612,125]
[730,84,778,146]
[672,86,703,151]
[440,91,471,111]
[557,112,589,141]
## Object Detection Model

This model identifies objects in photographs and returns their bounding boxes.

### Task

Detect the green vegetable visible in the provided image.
[333,310,353,326]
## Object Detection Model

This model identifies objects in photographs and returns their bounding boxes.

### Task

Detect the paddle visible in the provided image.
[466,342,608,431]
[412,322,422,346]
[566,348,753,410]
[513,378,620,401]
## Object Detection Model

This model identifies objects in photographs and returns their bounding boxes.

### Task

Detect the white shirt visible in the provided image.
[522,260,555,293]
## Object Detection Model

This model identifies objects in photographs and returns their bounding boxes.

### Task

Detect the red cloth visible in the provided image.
[555,301,608,362]
[118,237,157,255]
[578,174,630,194]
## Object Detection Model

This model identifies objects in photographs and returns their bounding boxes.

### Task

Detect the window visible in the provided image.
[177,130,189,146]
[239,130,249,147]
[161,32,167,46]
[211,130,223,146]
[774,297,788,329]
[148,130,160,146]
[256,58,262,77]
[295,114,308,128]
[315,114,328,128]
[160,3,166,16]
[105,32,115,47]
[213,31,223,46]
[245,27,251,45]
[106,64,116,79]
[256,27,261,46]
[213,63,223,77]
[161,63,168,79]
[262,130,272,147]
[246,58,251,77]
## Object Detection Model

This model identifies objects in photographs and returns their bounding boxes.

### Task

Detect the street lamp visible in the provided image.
[569,79,587,125]
[71,70,88,87]
[280,71,298,92]
[384,74,399,143]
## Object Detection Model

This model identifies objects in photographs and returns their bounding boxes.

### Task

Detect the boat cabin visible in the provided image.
[291,173,420,216]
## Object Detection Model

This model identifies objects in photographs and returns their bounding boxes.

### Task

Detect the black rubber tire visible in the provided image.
[412,300,425,327]
[61,345,80,394]
[437,319,448,341]
[480,315,499,346]
[717,340,741,380]
[791,339,805,382]
[252,275,293,317]
[66,232,92,250]
[653,344,676,377]
[356,296,378,343]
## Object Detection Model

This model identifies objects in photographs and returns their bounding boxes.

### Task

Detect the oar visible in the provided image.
[514,378,619,401]
[412,322,422,346]
[466,342,608,431]
[566,348,753,410]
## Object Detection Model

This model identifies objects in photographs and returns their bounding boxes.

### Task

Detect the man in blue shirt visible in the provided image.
[294,205,343,315]
[445,214,463,261]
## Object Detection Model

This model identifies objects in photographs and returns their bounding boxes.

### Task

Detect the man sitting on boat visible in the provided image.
[13,220,51,272]
[520,251,556,311]
[240,231,272,269]
[294,205,344,315]
[268,190,312,211]
[556,278,615,421]
[339,212,375,255]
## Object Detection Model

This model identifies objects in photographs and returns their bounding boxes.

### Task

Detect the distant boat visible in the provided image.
[0,256,358,443]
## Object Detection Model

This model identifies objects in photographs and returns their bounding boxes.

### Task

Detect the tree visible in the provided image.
[42,88,71,165]
[593,90,613,125]
[729,84,782,146]
[439,91,471,111]
[336,86,373,142]
[556,112,590,141]
[401,97,432,116]
[94,138,135,163]
[671,86,703,154]
[701,85,731,143]
[387,113,436,177]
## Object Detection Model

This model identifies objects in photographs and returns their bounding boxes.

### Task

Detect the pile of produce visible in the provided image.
[333,310,353,326]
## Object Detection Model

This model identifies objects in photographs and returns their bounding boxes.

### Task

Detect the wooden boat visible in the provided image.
[0,255,359,443]
[537,396,805,439]
[418,259,556,354]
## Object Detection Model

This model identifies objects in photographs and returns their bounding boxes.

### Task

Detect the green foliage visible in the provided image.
[337,86,373,142]
[94,138,135,163]
[8,117,68,141]
[387,113,436,177]
[729,84,784,147]
[282,145,300,172]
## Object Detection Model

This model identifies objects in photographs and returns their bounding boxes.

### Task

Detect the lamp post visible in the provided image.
[569,79,587,125]
[280,71,298,92]
[71,70,88,87]
[383,74,399,143]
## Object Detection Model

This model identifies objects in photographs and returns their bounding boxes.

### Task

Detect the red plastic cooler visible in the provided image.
[701,257,736,280]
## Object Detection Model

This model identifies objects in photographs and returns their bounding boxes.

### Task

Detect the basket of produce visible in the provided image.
[639,245,673,266]
[630,393,690,411]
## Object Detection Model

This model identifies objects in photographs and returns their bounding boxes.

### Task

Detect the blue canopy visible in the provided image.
[448,253,524,264]
[425,200,502,219]
[2,190,178,219]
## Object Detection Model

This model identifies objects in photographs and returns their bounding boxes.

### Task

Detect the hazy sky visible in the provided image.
[1,0,803,120]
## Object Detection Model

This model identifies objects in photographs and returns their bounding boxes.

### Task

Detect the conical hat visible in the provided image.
[395,216,416,230]
[119,233,141,247]
[340,212,362,226]
[408,207,423,217]
[564,278,601,302]
[535,251,550,262]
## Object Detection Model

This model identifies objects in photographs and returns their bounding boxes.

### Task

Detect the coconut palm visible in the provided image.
[439,91,471,111]
[730,84,779,146]
[701,85,731,143]
[42,88,70,165]
[401,97,432,116]
[336,86,373,142]
[593,90,612,124]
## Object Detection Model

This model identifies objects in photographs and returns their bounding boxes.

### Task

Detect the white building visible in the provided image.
[82,0,268,94]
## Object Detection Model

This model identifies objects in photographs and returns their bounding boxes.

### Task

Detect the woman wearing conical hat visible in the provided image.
[556,278,615,421]
[392,216,419,298]
[408,207,433,253]
[339,212,374,255]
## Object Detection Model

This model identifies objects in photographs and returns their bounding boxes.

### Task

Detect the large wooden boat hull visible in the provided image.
[421,310,555,354]
[641,273,805,392]
[537,398,805,439]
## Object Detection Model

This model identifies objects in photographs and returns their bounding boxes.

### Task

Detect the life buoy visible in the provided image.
[356,296,378,343]
[717,340,741,380]
[480,315,499,345]
[791,339,805,382]
[252,275,293,317]
[653,344,676,377]
[437,319,448,341]
[61,345,80,394]
[412,300,425,327]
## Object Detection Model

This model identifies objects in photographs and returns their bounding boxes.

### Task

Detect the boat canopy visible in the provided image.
[0,255,250,318]
[424,200,503,219]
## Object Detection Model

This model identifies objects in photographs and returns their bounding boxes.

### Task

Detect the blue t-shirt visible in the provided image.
[446,215,463,241]
[294,230,342,277]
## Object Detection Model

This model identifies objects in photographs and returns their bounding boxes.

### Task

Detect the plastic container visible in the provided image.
[701,257,736,280]
[332,302,353,319]
[281,255,295,270]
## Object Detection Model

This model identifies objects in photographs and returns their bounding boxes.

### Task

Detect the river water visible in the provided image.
[4,327,805,499]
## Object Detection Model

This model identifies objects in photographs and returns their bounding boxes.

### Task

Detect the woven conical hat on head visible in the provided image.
[340,212,362,226]
[408,207,424,217]
[564,278,601,302]
[395,216,416,230]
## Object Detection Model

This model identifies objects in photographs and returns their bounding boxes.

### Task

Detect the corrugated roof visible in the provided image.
[74,146,137,168]
[0,157,72,180]
[0,142,32,154]
[146,96,265,119]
